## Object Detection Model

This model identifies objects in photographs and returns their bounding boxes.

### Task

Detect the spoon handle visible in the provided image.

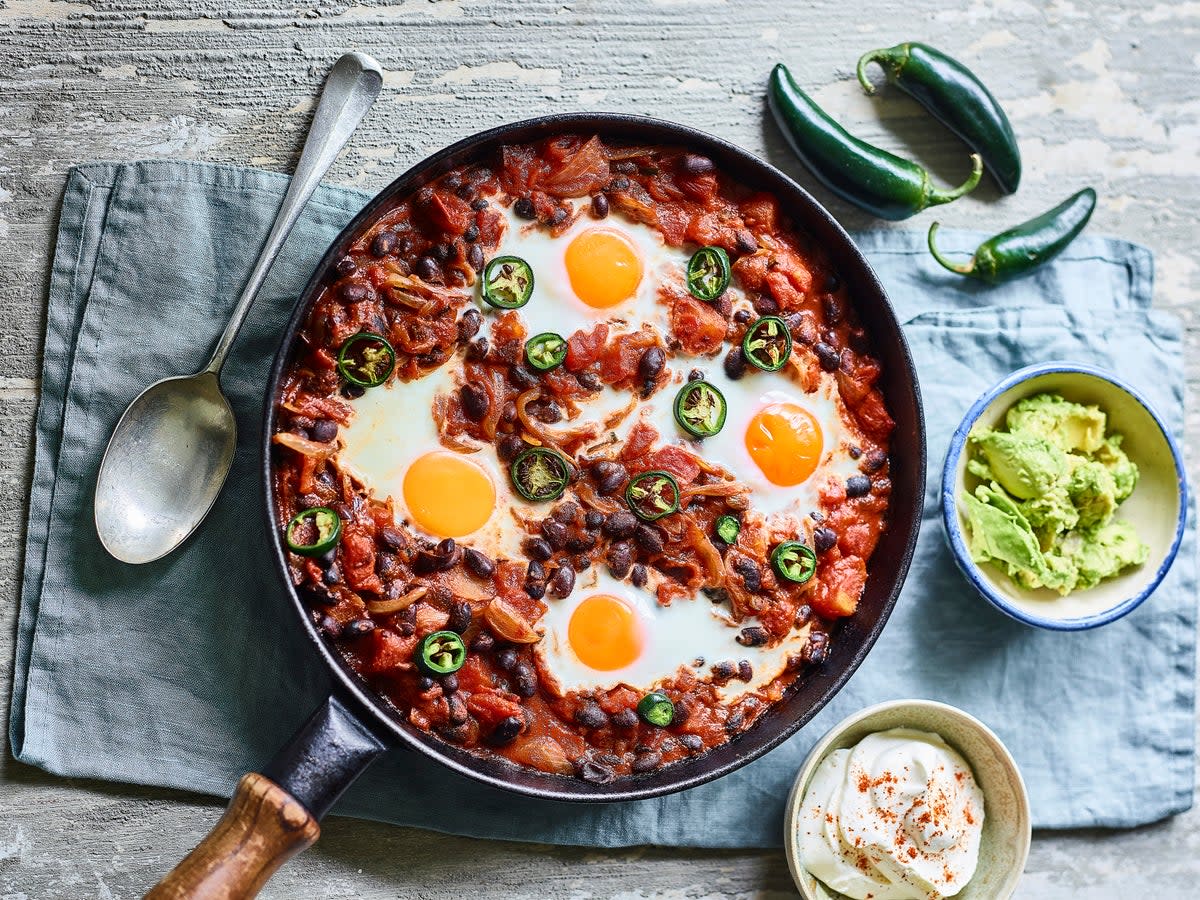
[204,51,383,376]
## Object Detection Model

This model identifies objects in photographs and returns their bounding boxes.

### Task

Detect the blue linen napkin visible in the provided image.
[10,161,1195,848]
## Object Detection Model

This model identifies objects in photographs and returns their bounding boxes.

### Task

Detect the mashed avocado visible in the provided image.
[960,392,1148,596]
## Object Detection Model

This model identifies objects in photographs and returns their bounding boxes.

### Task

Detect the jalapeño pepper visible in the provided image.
[686,246,732,301]
[285,507,343,557]
[742,316,793,372]
[768,63,982,221]
[510,446,570,502]
[771,541,817,584]
[858,42,1021,194]
[637,692,675,727]
[417,631,467,675]
[625,471,681,522]
[337,333,396,388]
[482,255,534,309]
[715,515,741,545]
[674,380,727,438]
[927,188,1096,284]
[525,332,568,371]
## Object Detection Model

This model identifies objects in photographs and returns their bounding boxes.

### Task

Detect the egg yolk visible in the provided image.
[568,593,643,671]
[745,402,824,486]
[564,228,643,308]
[402,451,495,537]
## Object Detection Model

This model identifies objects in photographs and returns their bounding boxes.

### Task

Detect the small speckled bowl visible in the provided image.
[784,700,1030,900]
[943,362,1187,630]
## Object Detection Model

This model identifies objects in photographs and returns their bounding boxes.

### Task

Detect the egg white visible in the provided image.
[537,568,813,701]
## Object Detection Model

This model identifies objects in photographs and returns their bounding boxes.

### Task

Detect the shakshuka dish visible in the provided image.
[271,134,894,782]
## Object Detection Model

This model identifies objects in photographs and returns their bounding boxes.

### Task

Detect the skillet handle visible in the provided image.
[145,773,319,899]
[145,695,387,899]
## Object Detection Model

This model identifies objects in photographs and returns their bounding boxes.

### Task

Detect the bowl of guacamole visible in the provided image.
[943,363,1187,629]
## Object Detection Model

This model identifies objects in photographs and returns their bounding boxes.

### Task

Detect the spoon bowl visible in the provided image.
[95,373,236,564]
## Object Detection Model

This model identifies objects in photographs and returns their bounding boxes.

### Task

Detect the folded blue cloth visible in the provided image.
[11,161,1194,848]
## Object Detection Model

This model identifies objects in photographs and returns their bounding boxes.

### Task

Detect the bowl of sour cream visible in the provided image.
[784,699,1030,900]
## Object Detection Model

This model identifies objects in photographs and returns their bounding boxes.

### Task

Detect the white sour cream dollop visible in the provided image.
[797,728,985,900]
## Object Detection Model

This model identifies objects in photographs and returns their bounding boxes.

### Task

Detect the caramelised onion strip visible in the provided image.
[432,393,480,452]
[680,480,751,500]
[272,432,336,459]
[573,481,621,515]
[367,586,428,616]
[515,388,599,458]
[683,514,725,588]
[378,265,468,305]
[480,365,508,441]
[444,567,495,602]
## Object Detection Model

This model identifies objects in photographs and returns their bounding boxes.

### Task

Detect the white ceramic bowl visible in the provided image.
[784,700,1031,900]
[942,362,1187,630]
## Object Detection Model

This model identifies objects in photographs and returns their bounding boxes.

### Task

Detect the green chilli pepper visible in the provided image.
[510,446,570,502]
[525,332,568,371]
[858,42,1021,194]
[674,380,727,438]
[927,188,1096,284]
[771,541,817,584]
[742,316,793,372]
[715,515,741,545]
[286,507,343,557]
[337,333,396,388]
[482,255,534,309]
[637,692,675,727]
[626,470,681,522]
[767,63,982,221]
[686,246,731,301]
[417,631,467,675]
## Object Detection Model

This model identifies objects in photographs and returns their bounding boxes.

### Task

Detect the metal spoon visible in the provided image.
[94,51,383,564]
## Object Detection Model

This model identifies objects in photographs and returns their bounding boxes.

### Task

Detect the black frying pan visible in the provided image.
[147,113,925,898]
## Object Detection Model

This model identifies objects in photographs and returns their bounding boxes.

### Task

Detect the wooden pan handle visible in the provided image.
[145,773,319,900]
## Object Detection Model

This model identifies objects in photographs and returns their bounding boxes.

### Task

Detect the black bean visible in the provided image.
[549,565,576,598]
[576,370,601,391]
[680,153,715,175]
[573,555,591,572]
[630,564,648,588]
[737,626,769,647]
[814,527,838,554]
[823,294,844,325]
[607,542,633,579]
[341,383,365,399]
[734,229,758,254]
[375,552,402,581]
[491,715,522,746]
[457,308,482,342]
[370,231,397,257]
[602,510,638,540]
[459,382,490,421]
[733,309,753,325]
[586,192,609,219]
[323,563,341,586]
[547,206,568,227]
[343,618,375,638]
[526,560,547,585]
[575,702,608,729]
[317,613,342,637]
[733,557,761,593]
[467,243,485,271]
[417,675,436,693]
[632,752,662,774]
[526,579,546,600]
[513,663,537,697]
[737,660,753,682]
[439,674,459,695]
[753,294,780,316]
[638,346,666,382]
[724,346,747,380]
[815,342,841,372]
[679,733,703,752]
[447,600,472,634]
[496,648,518,671]
[633,524,664,555]
[565,532,597,554]
[610,708,638,729]
[669,700,691,727]
[309,418,338,443]
[712,660,737,682]
[802,631,829,665]
[470,631,496,653]
[496,433,524,462]
[463,548,495,580]
[414,256,440,281]
[446,694,469,726]
[846,475,872,498]
[339,282,368,303]
[297,493,322,511]
[591,460,628,495]
[376,528,404,553]
[532,400,563,424]
[578,760,616,784]
[291,427,311,442]
[334,255,357,275]
[508,364,539,390]
[414,539,460,574]
[848,445,862,459]
[462,223,479,242]
[514,196,536,218]
[466,336,489,361]
[795,605,812,626]
[725,712,745,734]
[299,582,332,606]
[584,510,605,531]
[861,449,887,474]
[610,166,634,181]
[523,537,553,562]
[471,198,490,211]
[500,400,518,424]
[427,242,450,263]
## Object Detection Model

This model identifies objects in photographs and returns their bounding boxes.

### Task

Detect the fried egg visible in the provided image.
[538,569,812,700]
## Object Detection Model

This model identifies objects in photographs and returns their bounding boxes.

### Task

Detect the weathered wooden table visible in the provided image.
[2,1,1196,897]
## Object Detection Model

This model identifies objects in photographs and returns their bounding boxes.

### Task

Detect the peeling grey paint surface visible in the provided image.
[0,1,1197,897]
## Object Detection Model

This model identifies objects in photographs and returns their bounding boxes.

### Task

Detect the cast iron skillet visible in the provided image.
[148,113,925,897]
